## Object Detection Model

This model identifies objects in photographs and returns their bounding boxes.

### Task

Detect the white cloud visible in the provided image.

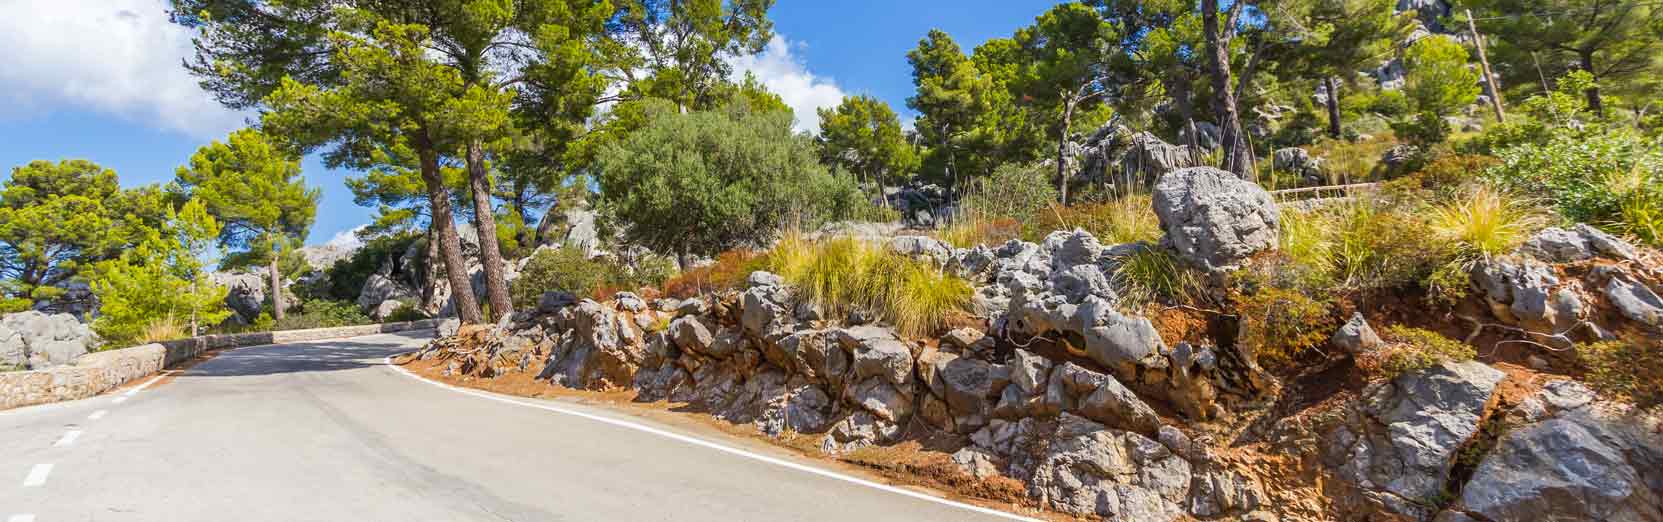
[727,36,846,135]
[323,226,367,251]
[0,0,246,138]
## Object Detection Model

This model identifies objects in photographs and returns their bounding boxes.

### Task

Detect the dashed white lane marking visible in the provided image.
[22,464,51,487]
[124,375,165,396]
[88,409,107,421]
[8,513,37,522]
[385,356,1039,522]
[54,429,83,447]
[112,396,127,404]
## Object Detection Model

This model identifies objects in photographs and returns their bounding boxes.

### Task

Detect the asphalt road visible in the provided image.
[0,331,1028,522]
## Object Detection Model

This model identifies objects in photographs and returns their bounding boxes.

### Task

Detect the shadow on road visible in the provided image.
[181,331,431,378]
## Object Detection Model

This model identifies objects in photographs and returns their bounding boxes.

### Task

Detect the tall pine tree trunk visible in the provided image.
[419,144,483,324]
[420,224,440,313]
[465,139,514,321]
[1056,95,1077,206]
[1579,52,1604,117]
[1203,0,1256,181]
[1324,76,1343,138]
[269,253,284,322]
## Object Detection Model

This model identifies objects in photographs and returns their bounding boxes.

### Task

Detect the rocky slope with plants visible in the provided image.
[410,166,1663,522]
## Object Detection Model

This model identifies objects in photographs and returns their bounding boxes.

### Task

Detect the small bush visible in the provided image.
[961,163,1060,223]
[661,249,766,298]
[767,235,972,338]
[1356,326,1476,378]
[1329,199,1451,290]
[1276,208,1337,288]
[1409,154,1499,191]
[383,301,427,322]
[1581,340,1663,411]
[1391,112,1451,148]
[510,246,670,308]
[1486,128,1663,237]
[1235,286,1336,366]
[275,299,371,330]
[1604,166,1663,246]
[0,297,30,314]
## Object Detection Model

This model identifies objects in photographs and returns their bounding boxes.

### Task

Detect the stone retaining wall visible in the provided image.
[0,319,439,411]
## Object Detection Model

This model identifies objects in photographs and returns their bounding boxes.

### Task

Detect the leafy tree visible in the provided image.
[174,128,320,322]
[608,0,775,111]
[0,160,166,305]
[88,199,232,345]
[1404,35,1481,115]
[816,95,915,201]
[1468,0,1663,116]
[594,100,866,264]
[1009,3,1121,203]
[907,29,994,190]
[1273,0,1407,137]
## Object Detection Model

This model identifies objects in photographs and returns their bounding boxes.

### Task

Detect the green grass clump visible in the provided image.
[1429,186,1545,259]
[767,235,971,338]
[1356,326,1477,378]
[1022,195,1160,245]
[1111,247,1203,309]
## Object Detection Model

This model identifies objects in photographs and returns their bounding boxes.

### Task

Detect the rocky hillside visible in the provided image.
[409,166,1663,521]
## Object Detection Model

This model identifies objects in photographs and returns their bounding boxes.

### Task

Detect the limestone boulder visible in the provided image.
[1153,166,1280,271]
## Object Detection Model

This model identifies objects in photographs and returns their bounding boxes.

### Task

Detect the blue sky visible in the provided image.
[0,0,1058,247]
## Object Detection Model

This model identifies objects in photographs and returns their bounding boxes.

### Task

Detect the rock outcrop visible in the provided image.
[211,271,267,323]
[1325,361,1505,520]
[0,311,99,369]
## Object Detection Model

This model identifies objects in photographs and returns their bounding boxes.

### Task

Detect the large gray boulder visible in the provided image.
[212,271,267,322]
[1326,360,1506,519]
[0,311,99,369]
[1018,413,1193,521]
[1452,382,1663,522]
[1520,224,1639,262]
[1605,276,1663,328]
[1153,167,1280,271]
[357,272,418,314]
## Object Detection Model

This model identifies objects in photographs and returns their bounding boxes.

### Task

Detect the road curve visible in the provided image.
[0,331,1026,521]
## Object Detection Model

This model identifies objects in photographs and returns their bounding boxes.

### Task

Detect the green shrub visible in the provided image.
[1390,111,1451,148]
[1581,340,1663,411]
[1486,128,1663,243]
[0,297,30,314]
[961,163,1060,223]
[383,301,427,322]
[1357,326,1476,378]
[275,299,371,330]
[1236,286,1336,366]
[314,232,423,302]
[509,246,670,309]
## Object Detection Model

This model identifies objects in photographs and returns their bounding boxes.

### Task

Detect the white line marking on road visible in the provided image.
[112,396,127,404]
[54,429,83,447]
[22,464,52,487]
[8,513,37,522]
[385,356,1038,521]
[88,409,107,421]
[124,375,165,396]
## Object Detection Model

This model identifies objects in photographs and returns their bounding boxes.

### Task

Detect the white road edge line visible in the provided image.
[54,429,83,447]
[88,409,108,421]
[8,513,37,522]
[384,356,1039,522]
[22,464,52,487]
[124,375,166,397]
